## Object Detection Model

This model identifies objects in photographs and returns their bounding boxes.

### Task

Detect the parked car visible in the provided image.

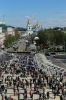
[45,52,50,56]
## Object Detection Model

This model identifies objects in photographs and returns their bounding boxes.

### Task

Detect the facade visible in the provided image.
[7,26,15,35]
[35,21,42,32]
[0,33,5,47]
[26,19,42,35]
[0,27,2,33]
[0,22,15,47]
[26,19,33,35]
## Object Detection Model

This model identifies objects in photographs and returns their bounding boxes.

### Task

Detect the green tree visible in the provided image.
[4,32,20,48]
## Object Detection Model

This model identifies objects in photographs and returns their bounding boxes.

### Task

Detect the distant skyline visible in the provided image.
[0,0,66,28]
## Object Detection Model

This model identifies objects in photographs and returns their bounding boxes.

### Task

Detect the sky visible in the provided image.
[0,0,66,28]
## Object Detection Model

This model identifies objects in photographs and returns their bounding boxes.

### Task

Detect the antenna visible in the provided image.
[3,15,5,24]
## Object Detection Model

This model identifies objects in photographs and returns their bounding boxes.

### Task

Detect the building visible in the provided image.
[33,21,42,32]
[0,22,15,47]
[0,22,15,34]
[26,19,42,35]
[7,26,15,35]
[0,33,5,47]
[26,19,33,35]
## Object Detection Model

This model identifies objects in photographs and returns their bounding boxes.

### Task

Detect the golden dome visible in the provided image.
[39,25,42,28]
[41,25,42,28]
[27,19,31,24]
[36,21,39,27]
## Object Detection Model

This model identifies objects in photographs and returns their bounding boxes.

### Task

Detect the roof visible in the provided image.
[7,25,15,28]
[0,24,7,28]
[0,24,15,28]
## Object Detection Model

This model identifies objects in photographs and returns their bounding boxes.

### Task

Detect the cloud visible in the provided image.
[25,15,32,19]
[25,13,36,19]
[30,13,36,17]
[49,11,59,14]
[39,18,66,28]
[61,14,66,19]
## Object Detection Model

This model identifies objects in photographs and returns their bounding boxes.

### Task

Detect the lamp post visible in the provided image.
[53,41,55,53]
[34,37,39,51]
[64,41,65,52]
[25,40,28,51]
[34,37,39,45]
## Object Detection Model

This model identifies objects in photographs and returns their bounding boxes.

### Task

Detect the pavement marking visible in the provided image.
[57,59,66,67]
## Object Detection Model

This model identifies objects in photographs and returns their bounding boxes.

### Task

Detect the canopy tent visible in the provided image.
[21,33,28,38]
[29,44,36,50]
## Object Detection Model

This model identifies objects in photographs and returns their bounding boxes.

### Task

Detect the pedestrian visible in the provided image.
[54,90,56,99]
[5,78,6,83]
[29,90,33,99]
[61,85,64,95]
[47,91,49,99]
[60,95,63,100]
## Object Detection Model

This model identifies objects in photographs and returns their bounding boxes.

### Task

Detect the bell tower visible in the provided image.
[27,19,33,35]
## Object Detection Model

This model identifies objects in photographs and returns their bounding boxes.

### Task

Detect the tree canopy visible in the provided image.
[4,30,20,47]
[37,29,65,49]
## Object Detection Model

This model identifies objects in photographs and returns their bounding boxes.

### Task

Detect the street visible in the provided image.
[46,54,66,69]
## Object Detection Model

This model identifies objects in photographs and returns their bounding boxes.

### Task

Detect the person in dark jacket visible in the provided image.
[47,92,49,99]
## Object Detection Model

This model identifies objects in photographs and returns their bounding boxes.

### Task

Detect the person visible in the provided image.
[39,92,41,99]
[29,90,33,99]
[60,95,63,100]
[47,92,49,99]
[13,88,16,96]
[5,78,6,83]
[5,95,7,100]
[23,92,27,99]
[61,85,64,95]
[5,86,7,94]
[10,96,13,100]
[54,90,56,99]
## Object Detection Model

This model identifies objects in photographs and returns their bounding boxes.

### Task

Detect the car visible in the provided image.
[53,55,58,58]
[48,60,52,63]
[45,52,50,56]
[59,70,66,75]
[59,69,65,74]
[64,71,66,76]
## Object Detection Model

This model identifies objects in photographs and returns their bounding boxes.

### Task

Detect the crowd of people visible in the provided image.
[0,52,66,100]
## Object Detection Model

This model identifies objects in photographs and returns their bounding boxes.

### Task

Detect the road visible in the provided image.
[7,39,26,51]
[46,55,66,69]
[16,39,26,50]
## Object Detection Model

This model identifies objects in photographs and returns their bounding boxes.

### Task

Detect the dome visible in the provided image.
[36,21,39,27]
[27,19,31,24]
[39,25,42,28]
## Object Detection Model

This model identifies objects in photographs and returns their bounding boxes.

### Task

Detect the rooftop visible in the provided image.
[0,24,15,28]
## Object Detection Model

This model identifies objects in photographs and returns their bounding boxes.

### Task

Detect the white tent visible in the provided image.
[29,44,37,50]
[21,33,28,37]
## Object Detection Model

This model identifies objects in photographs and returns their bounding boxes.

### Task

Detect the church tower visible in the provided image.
[27,19,33,35]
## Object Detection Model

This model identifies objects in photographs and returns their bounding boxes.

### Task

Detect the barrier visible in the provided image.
[7,50,31,53]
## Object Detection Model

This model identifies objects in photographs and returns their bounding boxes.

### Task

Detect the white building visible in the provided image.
[0,22,15,47]
[0,27,2,33]
[0,33,5,47]
[7,26,15,35]
[26,19,33,35]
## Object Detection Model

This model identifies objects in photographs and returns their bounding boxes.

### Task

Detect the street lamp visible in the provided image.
[64,41,65,52]
[34,37,39,45]
[34,37,39,52]
[25,40,28,51]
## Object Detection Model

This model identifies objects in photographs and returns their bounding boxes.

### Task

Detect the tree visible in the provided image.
[4,32,20,48]
[37,29,65,49]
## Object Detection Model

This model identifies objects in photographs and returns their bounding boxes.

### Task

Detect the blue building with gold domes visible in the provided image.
[26,19,42,35]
